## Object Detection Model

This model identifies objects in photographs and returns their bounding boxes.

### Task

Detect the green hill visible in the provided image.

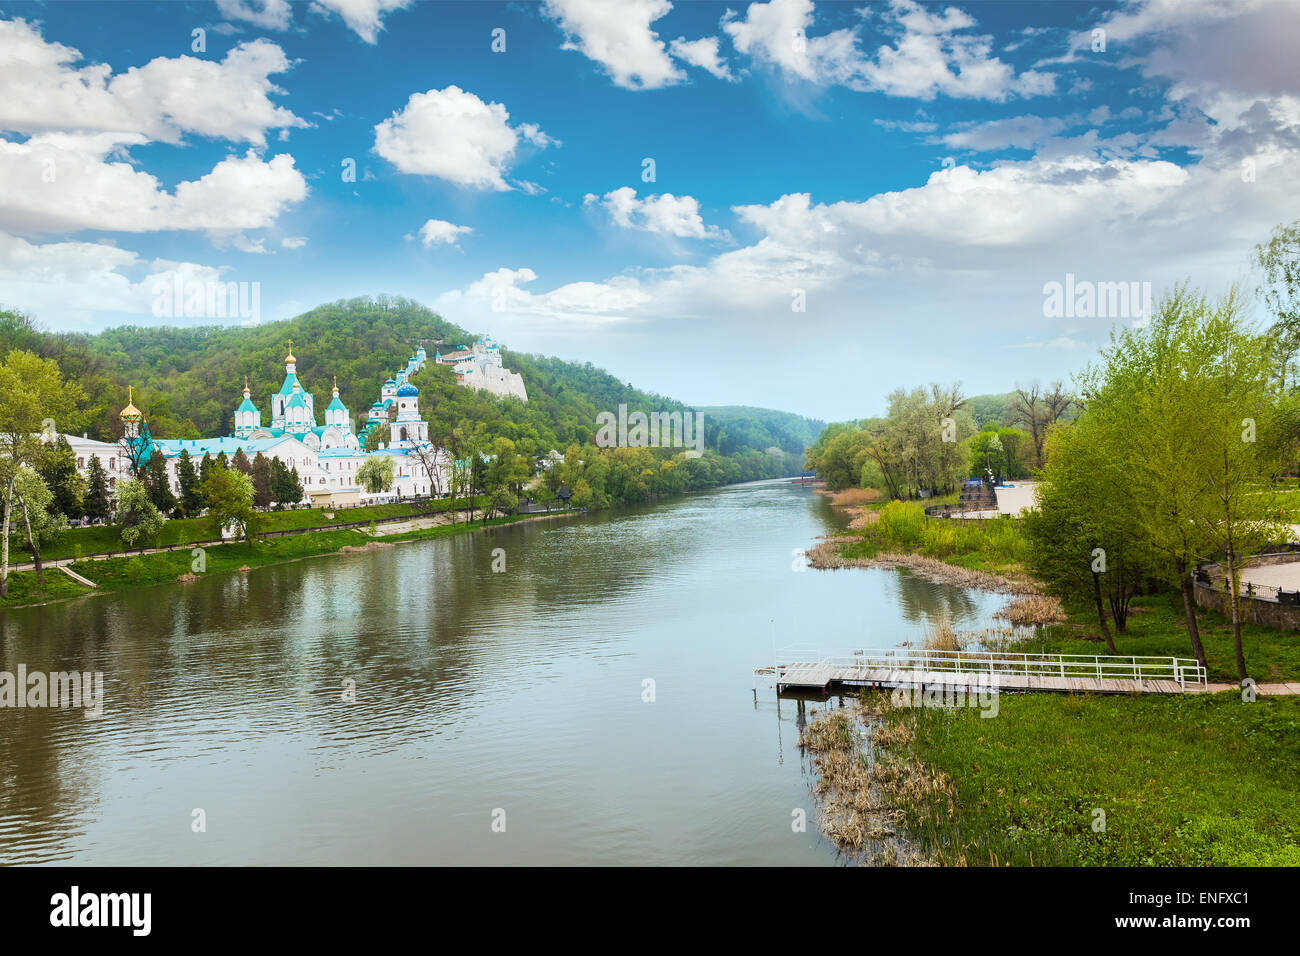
[0,296,809,504]
[697,405,827,456]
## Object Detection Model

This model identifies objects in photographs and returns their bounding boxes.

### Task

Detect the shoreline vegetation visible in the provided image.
[0,506,580,611]
[810,492,1300,682]
[801,493,1300,866]
[800,690,1300,867]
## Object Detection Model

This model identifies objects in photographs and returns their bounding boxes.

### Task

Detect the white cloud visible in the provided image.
[861,0,1056,100]
[216,0,293,30]
[669,36,736,81]
[442,138,1298,345]
[281,236,308,249]
[544,0,684,90]
[0,20,306,145]
[0,231,226,327]
[373,86,554,190]
[1089,0,1300,136]
[0,134,309,236]
[440,266,651,327]
[310,0,414,44]
[939,115,1071,151]
[414,218,472,247]
[722,0,1054,100]
[584,187,727,240]
[723,0,863,86]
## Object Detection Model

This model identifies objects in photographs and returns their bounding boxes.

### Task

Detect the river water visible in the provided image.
[0,479,1009,865]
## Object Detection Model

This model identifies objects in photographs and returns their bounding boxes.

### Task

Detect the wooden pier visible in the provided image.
[756,647,1208,696]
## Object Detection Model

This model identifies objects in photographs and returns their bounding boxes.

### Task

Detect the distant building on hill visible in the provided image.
[434,334,527,402]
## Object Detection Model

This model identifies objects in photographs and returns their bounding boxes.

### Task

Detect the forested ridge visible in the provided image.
[0,296,825,499]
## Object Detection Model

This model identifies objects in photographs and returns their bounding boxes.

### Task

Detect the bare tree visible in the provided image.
[1013,380,1072,469]
[407,441,447,499]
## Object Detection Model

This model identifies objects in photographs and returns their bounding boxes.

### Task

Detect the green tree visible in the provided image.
[176,448,202,517]
[1185,287,1290,680]
[251,452,272,508]
[36,435,85,520]
[202,467,256,540]
[1255,219,1300,389]
[231,448,252,474]
[14,468,67,586]
[0,350,76,595]
[144,451,176,515]
[1024,422,1157,650]
[269,457,304,505]
[83,455,111,523]
[198,452,214,505]
[117,477,165,548]
[356,455,395,494]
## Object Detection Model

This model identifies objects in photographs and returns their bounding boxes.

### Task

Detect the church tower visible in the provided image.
[120,385,143,439]
[391,381,428,446]
[234,376,261,437]
[324,376,352,434]
[271,340,316,432]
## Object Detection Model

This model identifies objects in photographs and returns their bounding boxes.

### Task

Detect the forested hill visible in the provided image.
[0,297,819,468]
[698,406,827,458]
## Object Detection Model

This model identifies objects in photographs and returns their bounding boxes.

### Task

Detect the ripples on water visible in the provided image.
[0,480,1011,865]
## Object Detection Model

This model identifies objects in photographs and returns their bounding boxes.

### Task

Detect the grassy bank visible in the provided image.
[0,510,560,609]
[1021,594,1300,684]
[871,690,1300,866]
[819,499,1300,681]
[21,498,488,562]
[833,500,1029,576]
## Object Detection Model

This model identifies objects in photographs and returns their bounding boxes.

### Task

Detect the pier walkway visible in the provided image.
[755,646,1208,696]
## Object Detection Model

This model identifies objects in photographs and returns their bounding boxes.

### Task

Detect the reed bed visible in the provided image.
[798,696,954,866]
[996,593,1066,627]
[921,618,965,652]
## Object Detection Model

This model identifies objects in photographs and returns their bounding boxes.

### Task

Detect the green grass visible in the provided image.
[0,567,93,605]
[1023,594,1300,684]
[0,507,566,608]
[381,511,551,544]
[833,501,1300,681]
[22,498,486,561]
[838,500,1030,575]
[59,529,373,594]
[887,691,1300,866]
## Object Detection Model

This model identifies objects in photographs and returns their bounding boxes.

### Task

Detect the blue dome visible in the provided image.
[396,382,418,397]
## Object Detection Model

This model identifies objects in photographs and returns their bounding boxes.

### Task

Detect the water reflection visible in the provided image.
[0,480,1011,865]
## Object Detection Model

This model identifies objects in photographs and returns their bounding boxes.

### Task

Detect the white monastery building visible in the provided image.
[434,334,528,402]
[67,344,453,508]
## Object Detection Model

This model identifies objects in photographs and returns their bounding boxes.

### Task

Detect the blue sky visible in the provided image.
[1,0,1298,420]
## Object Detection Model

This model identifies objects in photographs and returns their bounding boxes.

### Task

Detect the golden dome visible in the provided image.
[119,385,142,421]
[285,338,296,364]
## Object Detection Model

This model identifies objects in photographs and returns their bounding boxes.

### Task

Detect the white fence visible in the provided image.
[761,645,1207,691]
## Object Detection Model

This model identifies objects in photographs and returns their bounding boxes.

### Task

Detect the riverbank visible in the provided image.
[799,690,1300,866]
[0,510,581,610]
[798,494,1300,866]
[809,497,1300,683]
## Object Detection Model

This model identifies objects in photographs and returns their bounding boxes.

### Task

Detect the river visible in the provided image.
[0,479,1010,865]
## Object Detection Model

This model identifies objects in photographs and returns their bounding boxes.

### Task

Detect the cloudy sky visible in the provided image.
[1,0,1298,420]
